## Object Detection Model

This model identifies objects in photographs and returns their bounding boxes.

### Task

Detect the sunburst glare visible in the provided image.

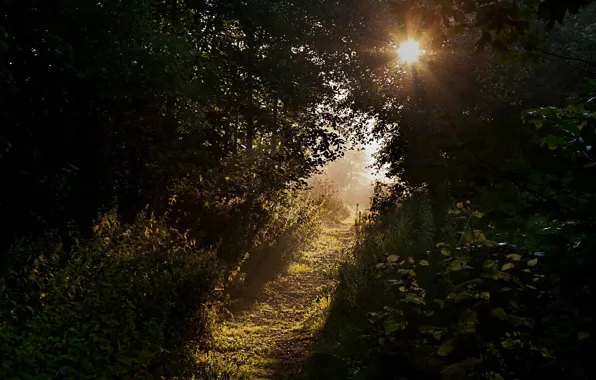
[397,39,424,64]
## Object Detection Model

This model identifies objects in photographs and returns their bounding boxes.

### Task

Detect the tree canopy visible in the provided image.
[2,0,596,378]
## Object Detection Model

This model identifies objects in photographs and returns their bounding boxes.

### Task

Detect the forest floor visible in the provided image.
[196,218,354,379]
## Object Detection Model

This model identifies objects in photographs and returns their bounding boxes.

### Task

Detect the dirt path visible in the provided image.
[197,219,354,379]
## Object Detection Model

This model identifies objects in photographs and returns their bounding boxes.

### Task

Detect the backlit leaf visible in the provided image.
[472,211,484,218]
[437,338,457,356]
[384,316,404,334]
[491,308,507,319]
[448,262,463,271]
[472,230,486,241]
[501,263,515,271]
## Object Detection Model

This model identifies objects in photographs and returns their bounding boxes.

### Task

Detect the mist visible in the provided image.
[309,143,382,214]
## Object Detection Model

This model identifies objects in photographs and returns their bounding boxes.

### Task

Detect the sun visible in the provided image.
[397,40,423,64]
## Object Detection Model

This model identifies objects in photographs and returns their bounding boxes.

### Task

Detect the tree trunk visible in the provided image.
[246,69,254,152]
[270,99,279,154]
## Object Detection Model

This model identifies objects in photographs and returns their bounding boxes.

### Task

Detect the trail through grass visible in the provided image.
[197,219,354,379]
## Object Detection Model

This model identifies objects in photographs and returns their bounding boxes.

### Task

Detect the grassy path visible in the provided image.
[197,219,354,379]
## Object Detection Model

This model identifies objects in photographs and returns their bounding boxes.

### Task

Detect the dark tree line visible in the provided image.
[0,0,394,377]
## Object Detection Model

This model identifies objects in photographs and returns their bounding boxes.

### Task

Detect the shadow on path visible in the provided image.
[197,218,354,379]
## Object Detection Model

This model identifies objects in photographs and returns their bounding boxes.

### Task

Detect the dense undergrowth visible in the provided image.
[309,3,596,379]
[0,191,321,378]
[313,185,595,379]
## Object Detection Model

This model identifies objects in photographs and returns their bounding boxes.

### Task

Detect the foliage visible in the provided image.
[309,3,596,380]
[3,0,596,377]
[307,176,352,222]
[1,210,220,378]
[313,192,595,379]
[389,0,595,52]
[0,189,319,378]
[0,0,391,376]
[0,0,390,255]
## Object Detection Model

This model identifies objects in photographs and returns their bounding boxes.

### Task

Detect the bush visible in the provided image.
[314,191,595,380]
[1,209,222,378]
[0,190,320,379]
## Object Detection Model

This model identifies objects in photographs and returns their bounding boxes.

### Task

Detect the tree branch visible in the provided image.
[537,48,596,67]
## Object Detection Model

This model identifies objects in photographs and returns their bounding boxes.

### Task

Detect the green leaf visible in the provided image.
[440,247,451,256]
[403,294,424,304]
[437,338,457,356]
[33,375,53,380]
[117,356,134,366]
[472,230,486,241]
[437,344,454,356]
[384,316,404,334]
[562,120,580,136]
[491,308,507,320]
[398,268,416,276]
[527,258,538,267]
[457,308,478,333]
[419,259,430,266]
[540,135,567,150]
[578,332,590,341]
[506,254,522,261]
[82,359,93,371]
[540,347,554,358]
[448,262,463,271]
[529,118,544,129]
[419,325,444,340]
[501,263,515,271]
[471,211,484,218]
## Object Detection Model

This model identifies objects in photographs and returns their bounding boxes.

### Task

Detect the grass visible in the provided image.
[195,220,355,379]
[287,262,313,274]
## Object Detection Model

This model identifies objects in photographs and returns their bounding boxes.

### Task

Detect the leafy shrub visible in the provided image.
[314,192,595,380]
[1,186,322,379]
[0,209,222,378]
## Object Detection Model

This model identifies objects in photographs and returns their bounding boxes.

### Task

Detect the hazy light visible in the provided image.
[397,40,423,64]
